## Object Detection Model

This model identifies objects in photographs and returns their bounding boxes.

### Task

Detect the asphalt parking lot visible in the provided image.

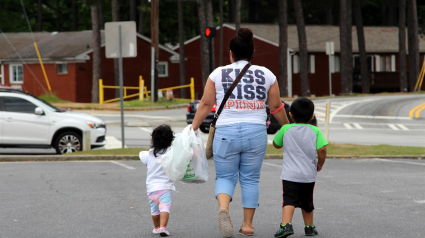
[1,158,424,238]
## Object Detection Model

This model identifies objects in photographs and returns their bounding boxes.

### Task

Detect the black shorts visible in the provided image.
[282,180,315,212]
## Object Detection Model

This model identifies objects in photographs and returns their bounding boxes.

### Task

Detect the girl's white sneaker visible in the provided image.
[159,227,170,236]
[152,227,160,234]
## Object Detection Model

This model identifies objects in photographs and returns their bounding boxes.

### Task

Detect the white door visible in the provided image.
[1,96,50,145]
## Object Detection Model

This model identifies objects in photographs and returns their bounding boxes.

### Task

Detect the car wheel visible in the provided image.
[55,131,82,154]
[267,128,277,134]
[199,126,210,133]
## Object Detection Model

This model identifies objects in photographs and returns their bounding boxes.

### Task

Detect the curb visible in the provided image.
[57,104,188,112]
[0,154,423,162]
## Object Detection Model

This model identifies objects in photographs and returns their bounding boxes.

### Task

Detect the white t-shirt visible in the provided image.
[139,148,175,193]
[209,60,276,126]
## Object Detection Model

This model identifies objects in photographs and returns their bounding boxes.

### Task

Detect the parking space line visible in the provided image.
[353,123,363,129]
[109,161,136,169]
[343,123,353,129]
[263,161,282,168]
[139,127,152,133]
[387,124,399,130]
[397,124,409,130]
[374,159,425,167]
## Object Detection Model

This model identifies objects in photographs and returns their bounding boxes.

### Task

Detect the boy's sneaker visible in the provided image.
[274,223,294,238]
[304,225,318,236]
[152,227,160,234]
[159,227,170,236]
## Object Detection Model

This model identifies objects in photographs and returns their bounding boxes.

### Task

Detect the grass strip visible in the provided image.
[123,98,191,108]
[68,143,425,157]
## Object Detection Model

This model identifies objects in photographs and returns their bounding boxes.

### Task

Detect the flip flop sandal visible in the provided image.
[218,209,234,237]
[238,226,254,236]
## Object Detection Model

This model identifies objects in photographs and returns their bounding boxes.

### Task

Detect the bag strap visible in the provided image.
[211,63,251,126]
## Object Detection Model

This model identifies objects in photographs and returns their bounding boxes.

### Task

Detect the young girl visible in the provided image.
[139,124,175,236]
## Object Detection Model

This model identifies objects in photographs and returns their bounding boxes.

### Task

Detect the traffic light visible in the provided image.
[205,27,216,38]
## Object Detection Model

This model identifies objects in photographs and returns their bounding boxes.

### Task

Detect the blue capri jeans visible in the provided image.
[213,123,268,208]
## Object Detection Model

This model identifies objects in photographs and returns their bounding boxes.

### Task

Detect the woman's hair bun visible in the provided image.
[237,28,253,43]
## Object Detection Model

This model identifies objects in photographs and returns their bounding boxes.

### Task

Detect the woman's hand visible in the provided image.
[267,81,290,126]
[191,78,216,131]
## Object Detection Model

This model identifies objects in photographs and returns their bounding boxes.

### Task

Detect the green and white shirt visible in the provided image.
[273,124,328,183]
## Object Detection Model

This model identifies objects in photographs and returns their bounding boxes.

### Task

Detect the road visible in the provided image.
[1,158,424,237]
[0,94,423,154]
[96,94,425,149]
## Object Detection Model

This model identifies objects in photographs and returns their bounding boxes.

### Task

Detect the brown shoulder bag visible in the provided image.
[205,63,251,159]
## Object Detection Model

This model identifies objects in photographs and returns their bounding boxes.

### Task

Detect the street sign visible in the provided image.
[105,21,137,58]
[326,42,334,96]
[205,27,216,38]
[326,42,334,55]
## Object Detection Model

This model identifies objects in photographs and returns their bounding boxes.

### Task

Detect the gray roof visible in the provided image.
[0,31,178,62]
[225,24,422,53]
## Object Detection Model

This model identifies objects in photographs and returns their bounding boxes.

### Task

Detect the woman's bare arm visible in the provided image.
[191,78,216,131]
[267,81,290,126]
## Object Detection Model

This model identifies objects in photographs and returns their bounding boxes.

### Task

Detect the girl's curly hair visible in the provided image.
[151,124,175,157]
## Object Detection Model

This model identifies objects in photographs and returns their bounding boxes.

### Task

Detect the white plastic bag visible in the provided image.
[182,130,209,183]
[158,125,209,183]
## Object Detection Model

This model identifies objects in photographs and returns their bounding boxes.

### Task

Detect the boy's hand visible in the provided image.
[317,163,323,172]
[273,141,282,149]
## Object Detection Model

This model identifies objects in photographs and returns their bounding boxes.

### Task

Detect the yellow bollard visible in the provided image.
[190,77,195,101]
[99,79,104,104]
[139,76,144,100]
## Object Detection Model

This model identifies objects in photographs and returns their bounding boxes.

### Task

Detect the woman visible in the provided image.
[192,28,289,237]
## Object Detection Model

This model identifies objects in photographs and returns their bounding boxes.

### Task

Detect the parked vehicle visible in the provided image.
[0,89,106,154]
[186,100,316,134]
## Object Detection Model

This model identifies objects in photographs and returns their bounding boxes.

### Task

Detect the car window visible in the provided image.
[3,97,37,114]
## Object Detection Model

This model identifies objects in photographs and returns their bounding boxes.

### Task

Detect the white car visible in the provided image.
[0,89,106,154]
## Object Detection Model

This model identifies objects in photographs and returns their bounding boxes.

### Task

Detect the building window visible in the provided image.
[293,55,315,74]
[57,63,68,74]
[9,64,23,83]
[333,55,340,73]
[309,55,315,74]
[375,55,395,72]
[293,55,299,74]
[158,62,168,77]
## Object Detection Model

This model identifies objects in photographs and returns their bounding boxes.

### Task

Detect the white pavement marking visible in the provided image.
[268,140,273,144]
[353,123,363,129]
[109,161,136,169]
[387,124,399,130]
[263,161,282,167]
[330,100,373,123]
[104,136,127,149]
[374,159,425,166]
[415,200,425,204]
[343,123,353,129]
[334,115,412,120]
[140,127,152,133]
[397,124,409,130]
[315,106,326,110]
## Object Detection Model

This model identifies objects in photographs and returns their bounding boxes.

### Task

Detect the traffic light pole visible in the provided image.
[208,37,213,74]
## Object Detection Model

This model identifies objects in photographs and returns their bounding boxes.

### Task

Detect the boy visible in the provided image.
[272,97,328,238]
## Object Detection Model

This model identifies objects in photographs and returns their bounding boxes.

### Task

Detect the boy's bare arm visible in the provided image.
[273,141,282,149]
[317,146,327,172]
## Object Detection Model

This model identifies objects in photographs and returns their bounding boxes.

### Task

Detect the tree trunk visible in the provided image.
[347,0,353,93]
[219,0,224,66]
[98,2,104,30]
[293,0,310,96]
[91,5,101,103]
[56,0,60,31]
[138,0,145,34]
[197,0,209,88]
[279,0,288,97]
[399,0,408,92]
[151,0,159,101]
[340,0,351,94]
[38,0,43,31]
[206,0,215,68]
[235,0,241,32]
[112,0,120,97]
[354,0,369,93]
[130,0,136,21]
[178,0,187,98]
[408,0,419,91]
[72,0,78,31]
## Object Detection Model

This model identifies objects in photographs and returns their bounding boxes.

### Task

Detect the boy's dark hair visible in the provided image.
[229,28,254,61]
[151,124,174,157]
[290,97,315,123]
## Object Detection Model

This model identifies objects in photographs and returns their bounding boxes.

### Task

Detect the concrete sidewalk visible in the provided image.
[0,154,423,162]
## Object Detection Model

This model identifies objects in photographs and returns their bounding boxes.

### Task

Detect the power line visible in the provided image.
[20,0,35,42]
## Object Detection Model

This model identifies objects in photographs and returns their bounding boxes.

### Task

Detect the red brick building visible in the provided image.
[175,24,425,97]
[0,31,181,102]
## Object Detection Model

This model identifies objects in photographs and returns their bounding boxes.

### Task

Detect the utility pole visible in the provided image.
[151,0,159,102]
